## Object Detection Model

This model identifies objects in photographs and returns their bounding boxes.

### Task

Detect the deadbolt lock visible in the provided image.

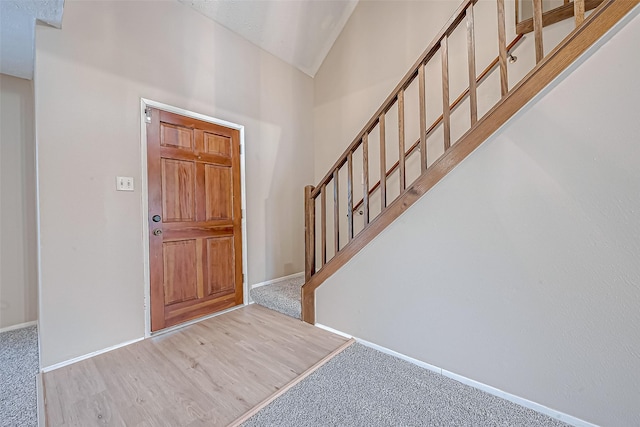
[152,215,161,222]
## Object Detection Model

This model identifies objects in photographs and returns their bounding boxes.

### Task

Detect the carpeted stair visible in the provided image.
[250,275,304,319]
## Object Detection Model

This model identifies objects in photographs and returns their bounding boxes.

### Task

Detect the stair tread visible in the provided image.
[250,276,304,319]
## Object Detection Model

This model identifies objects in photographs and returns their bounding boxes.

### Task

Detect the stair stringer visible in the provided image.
[313,6,640,426]
[301,0,640,323]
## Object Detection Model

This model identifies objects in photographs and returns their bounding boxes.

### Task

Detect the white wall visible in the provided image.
[317,9,640,426]
[0,74,38,330]
[311,0,578,260]
[313,0,457,180]
[35,0,313,367]
[313,1,581,179]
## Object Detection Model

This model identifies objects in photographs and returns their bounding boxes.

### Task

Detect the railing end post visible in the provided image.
[301,284,315,324]
[303,185,317,324]
[304,185,316,284]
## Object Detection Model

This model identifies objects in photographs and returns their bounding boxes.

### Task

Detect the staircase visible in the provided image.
[300,0,638,324]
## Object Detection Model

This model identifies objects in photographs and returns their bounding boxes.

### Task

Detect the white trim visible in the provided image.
[238,126,248,305]
[33,61,44,372]
[139,99,249,337]
[150,304,244,337]
[314,323,352,339]
[0,320,37,334]
[40,303,245,372]
[250,271,304,289]
[140,100,151,337]
[36,373,45,427]
[314,324,596,427]
[316,324,440,375]
[441,369,596,427]
[41,337,144,373]
[357,336,442,375]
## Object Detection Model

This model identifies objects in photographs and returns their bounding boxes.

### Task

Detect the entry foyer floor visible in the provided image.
[42,304,350,426]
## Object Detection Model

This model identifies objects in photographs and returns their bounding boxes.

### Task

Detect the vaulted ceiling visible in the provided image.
[178,0,359,77]
[0,0,357,80]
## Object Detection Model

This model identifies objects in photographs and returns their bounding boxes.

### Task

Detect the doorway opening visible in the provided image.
[140,99,247,335]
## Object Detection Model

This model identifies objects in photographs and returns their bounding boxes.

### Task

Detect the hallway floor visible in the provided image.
[42,305,348,426]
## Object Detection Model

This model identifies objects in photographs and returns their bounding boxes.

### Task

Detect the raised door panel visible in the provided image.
[205,237,235,297]
[163,240,198,305]
[204,132,231,158]
[161,123,193,150]
[162,159,196,222]
[149,108,243,332]
[205,165,233,221]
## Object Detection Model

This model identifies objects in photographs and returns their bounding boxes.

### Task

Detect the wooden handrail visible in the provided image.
[303,0,638,324]
[310,0,477,200]
[352,34,524,213]
[516,0,604,34]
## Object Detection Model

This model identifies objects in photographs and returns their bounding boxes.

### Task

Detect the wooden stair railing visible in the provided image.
[302,0,639,324]
[352,33,525,215]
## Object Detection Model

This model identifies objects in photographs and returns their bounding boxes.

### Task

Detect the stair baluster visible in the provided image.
[302,0,638,324]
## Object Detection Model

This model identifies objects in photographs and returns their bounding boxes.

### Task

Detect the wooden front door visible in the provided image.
[147,108,243,332]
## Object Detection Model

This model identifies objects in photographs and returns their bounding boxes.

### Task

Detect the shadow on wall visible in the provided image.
[0,74,37,330]
[37,0,314,287]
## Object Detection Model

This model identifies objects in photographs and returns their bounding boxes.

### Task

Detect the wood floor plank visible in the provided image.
[43,305,349,426]
[69,390,128,426]
[228,338,355,427]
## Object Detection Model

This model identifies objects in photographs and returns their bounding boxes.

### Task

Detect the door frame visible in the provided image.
[139,98,248,337]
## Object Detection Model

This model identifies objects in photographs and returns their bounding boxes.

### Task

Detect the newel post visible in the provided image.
[302,185,316,324]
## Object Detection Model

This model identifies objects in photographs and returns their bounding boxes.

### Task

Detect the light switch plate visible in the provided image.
[116,176,134,191]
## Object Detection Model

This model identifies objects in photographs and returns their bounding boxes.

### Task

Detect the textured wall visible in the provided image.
[317,8,640,427]
[0,74,37,329]
[313,0,457,182]
[311,1,577,254]
[35,0,313,367]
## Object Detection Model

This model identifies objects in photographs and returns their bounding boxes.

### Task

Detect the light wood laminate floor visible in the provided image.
[43,305,349,426]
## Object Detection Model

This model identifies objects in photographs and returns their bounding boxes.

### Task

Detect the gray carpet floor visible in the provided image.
[0,325,39,427]
[242,343,569,427]
[250,275,303,319]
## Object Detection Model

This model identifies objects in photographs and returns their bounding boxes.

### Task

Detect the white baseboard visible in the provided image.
[250,271,304,289]
[360,336,443,375]
[41,336,144,373]
[314,323,353,339]
[36,373,45,427]
[314,323,596,427]
[0,320,37,334]
[441,369,596,427]
[316,324,442,375]
[42,302,253,372]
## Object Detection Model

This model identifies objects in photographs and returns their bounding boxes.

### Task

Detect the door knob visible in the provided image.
[153,229,163,236]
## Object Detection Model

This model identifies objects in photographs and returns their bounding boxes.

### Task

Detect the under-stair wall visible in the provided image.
[315,8,640,426]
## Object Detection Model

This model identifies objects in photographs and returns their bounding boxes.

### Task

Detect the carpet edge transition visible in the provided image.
[227,338,356,427]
